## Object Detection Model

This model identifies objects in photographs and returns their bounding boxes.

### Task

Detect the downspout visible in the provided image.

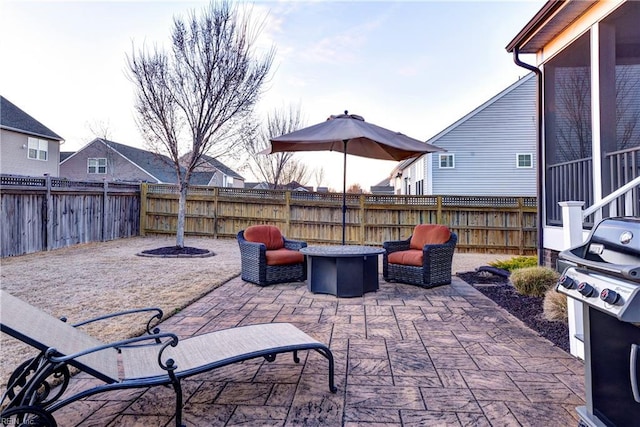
[512,47,544,265]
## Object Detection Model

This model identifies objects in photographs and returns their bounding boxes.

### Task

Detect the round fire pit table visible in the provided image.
[300,245,385,298]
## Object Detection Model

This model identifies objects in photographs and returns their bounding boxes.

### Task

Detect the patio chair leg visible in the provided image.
[166,363,184,427]
[314,348,337,393]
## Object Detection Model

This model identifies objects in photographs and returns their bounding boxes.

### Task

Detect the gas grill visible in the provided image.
[557,216,640,427]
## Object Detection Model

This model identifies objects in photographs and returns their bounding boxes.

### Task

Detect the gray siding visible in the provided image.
[429,75,537,196]
[0,129,61,177]
[60,140,158,182]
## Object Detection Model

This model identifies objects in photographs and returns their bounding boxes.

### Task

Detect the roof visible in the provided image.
[506,1,597,53]
[0,96,63,141]
[199,154,244,180]
[398,74,536,171]
[189,172,215,186]
[60,151,74,162]
[61,138,180,183]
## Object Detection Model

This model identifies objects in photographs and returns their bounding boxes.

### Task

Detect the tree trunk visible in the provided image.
[176,183,188,248]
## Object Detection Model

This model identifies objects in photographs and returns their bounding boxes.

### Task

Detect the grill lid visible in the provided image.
[559,217,640,282]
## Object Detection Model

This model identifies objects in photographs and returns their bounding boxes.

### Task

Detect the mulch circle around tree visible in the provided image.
[457,270,570,353]
[136,246,216,258]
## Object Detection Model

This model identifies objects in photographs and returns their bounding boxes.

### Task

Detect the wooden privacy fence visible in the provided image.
[142,184,538,255]
[1,175,140,257]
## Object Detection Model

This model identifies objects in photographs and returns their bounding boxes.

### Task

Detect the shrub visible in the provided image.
[543,288,568,322]
[489,256,538,272]
[510,266,559,297]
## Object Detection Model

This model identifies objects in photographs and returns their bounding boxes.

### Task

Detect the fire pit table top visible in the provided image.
[300,245,385,257]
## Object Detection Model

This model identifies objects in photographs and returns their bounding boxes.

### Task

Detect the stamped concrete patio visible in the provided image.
[54,275,584,426]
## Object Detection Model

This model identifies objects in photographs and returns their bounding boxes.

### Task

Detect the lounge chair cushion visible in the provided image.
[244,225,284,250]
[387,249,423,266]
[409,224,451,250]
[265,248,305,266]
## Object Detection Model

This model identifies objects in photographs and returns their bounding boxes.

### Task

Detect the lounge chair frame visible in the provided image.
[0,290,336,427]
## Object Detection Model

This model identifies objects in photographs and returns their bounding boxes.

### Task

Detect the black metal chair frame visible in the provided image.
[383,232,458,288]
[0,291,336,427]
[237,229,307,286]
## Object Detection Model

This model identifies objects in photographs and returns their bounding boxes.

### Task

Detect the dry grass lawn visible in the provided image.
[0,235,241,386]
[0,235,512,387]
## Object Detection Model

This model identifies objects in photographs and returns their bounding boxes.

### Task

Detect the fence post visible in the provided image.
[285,190,291,236]
[140,183,147,236]
[213,187,219,239]
[45,175,53,251]
[518,197,524,255]
[102,180,108,242]
[436,195,443,224]
[359,194,366,244]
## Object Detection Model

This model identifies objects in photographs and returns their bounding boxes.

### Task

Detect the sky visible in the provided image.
[0,0,544,190]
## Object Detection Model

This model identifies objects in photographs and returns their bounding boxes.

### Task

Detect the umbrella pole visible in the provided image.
[342,140,348,245]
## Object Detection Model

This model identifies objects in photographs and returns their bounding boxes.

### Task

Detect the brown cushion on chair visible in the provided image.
[388,249,423,266]
[409,225,451,250]
[244,225,284,250]
[265,248,304,266]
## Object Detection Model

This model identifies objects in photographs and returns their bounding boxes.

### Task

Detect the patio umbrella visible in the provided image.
[265,111,445,244]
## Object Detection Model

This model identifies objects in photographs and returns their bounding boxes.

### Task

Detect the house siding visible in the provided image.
[429,75,537,196]
[60,140,157,182]
[0,129,60,177]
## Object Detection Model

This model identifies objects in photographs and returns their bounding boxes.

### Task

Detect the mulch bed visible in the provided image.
[137,246,215,258]
[457,271,570,353]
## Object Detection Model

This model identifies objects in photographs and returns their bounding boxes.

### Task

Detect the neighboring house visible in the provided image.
[60,138,244,187]
[506,0,640,259]
[0,96,64,177]
[246,181,312,191]
[187,153,244,188]
[60,138,179,183]
[392,74,537,196]
[370,177,394,195]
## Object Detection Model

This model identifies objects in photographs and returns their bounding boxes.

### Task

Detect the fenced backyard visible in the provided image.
[1,175,538,257]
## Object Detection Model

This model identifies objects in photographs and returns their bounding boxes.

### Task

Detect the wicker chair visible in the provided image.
[383,224,457,288]
[237,225,307,286]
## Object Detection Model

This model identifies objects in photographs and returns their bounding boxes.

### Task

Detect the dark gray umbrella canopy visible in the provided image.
[266,112,444,244]
[267,112,444,161]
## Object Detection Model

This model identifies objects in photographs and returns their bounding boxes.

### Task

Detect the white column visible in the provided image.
[559,200,586,359]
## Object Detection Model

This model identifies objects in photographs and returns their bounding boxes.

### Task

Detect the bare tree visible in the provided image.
[127,0,274,247]
[556,67,592,162]
[346,183,364,194]
[313,166,326,189]
[241,105,310,188]
[556,66,640,162]
[84,120,118,177]
[85,119,113,140]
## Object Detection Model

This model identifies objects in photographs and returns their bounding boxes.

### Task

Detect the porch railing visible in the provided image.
[548,145,640,226]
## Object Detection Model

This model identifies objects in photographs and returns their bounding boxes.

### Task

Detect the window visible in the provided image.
[27,138,48,161]
[439,154,455,168]
[516,153,533,168]
[222,175,233,187]
[88,158,107,174]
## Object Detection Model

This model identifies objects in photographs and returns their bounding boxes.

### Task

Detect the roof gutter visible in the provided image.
[512,48,544,266]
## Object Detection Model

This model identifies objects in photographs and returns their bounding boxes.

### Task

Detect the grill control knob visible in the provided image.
[600,289,621,305]
[578,282,596,297]
[557,276,577,289]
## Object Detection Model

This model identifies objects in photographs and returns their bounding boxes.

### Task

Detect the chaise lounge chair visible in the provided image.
[0,290,336,427]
